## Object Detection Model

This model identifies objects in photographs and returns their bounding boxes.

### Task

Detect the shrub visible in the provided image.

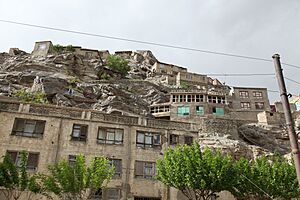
[106,55,130,77]
[13,89,48,104]
[53,44,75,53]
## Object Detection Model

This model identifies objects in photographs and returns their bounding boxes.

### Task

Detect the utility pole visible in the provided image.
[273,54,300,186]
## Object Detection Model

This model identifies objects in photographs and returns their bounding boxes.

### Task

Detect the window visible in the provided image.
[170,134,179,145]
[177,106,190,116]
[255,102,265,109]
[134,197,161,200]
[239,91,249,98]
[11,118,45,138]
[6,151,39,171]
[187,95,192,102]
[97,128,123,145]
[186,74,193,80]
[195,95,204,102]
[196,106,204,115]
[71,124,88,141]
[135,161,156,179]
[109,159,122,178]
[213,107,225,116]
[37,43,46,50]
[241,102,251,109]
[136,131,161,148]
[184,136,193,145]
[172,95,177,102]
[68,155,77,166]
[253,91,263,98]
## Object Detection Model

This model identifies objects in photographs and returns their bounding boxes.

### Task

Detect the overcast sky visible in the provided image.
[0,0,299,103]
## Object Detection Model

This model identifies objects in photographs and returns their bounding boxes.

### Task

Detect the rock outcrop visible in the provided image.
[0,47,294,158]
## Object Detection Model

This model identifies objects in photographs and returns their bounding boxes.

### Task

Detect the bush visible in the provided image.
[98,72,111,80]
[53,44,75,53]
[180,81,191,90]
[13,89,48,104]
[106,55,130,77]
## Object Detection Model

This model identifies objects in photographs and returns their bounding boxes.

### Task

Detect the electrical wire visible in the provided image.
[206,73,275,77]
[284,77,300,86]
[0,19,300,70]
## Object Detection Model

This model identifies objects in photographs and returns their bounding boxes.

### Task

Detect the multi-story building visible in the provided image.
[228,87,270,111]
[0,97,201,200]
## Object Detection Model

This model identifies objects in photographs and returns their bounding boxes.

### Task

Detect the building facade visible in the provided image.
[0,98,202,200]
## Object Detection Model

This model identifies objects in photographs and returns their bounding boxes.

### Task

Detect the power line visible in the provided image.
[284,76,300,85]
[0,19,300,70]
[206,73,275,77]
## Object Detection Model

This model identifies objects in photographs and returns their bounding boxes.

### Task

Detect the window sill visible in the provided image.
[11,133,43,139]
[97,141,123,145]
[70,138,87,142]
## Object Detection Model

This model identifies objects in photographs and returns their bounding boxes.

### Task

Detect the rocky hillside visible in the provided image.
[0,49,170,116]
[0,47,292,157]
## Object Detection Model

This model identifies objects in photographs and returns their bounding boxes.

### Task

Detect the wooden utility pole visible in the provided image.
[273,54,300,186]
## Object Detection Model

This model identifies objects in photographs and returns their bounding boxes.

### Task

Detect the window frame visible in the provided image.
[177,106,190,116]
[255,102,265,109]
[71,124,88,142]
[169,134,179,145]
[6,151,39,171]
[184,136,193,145]
[136,131,161,148]
[135,161,156,179]
[97,127,124,145]
[108,159,122,179]
[11,118,46,138]
[240,102,251,109]
[253,91,263,98]
[239,91,249,98]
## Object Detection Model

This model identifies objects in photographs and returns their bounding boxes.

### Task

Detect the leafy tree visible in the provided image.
[232,155,300,200]
[0,151,45,200]
[156,143,236,200]
[43,155,114,200]
[106,55,130,77]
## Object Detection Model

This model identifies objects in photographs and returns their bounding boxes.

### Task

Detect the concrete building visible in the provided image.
[229,87,270,111]
[0,97,206,200]
[151,61,187,76]
[169,89,229,122]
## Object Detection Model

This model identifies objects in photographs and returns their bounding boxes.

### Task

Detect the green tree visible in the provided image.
[232,155,300,200]
[43,155,114,200]
[0,151,45,200]
[156,143,236,200]
[106,55,130,77]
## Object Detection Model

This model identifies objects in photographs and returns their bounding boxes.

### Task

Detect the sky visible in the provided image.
[0,0,299,103]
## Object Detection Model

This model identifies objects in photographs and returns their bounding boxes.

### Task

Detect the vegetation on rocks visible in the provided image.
[106,55,130,77]
[13,89,48,104]
[53,44,75,53]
